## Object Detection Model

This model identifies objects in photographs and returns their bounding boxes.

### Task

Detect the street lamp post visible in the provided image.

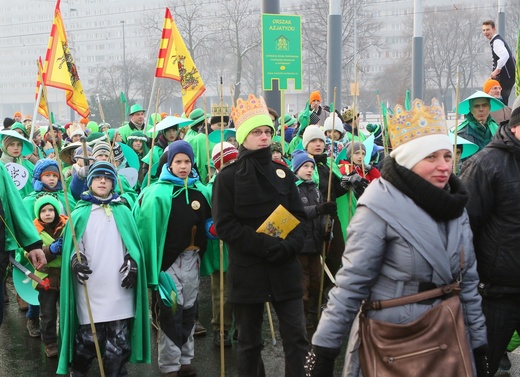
[120,20,128,99]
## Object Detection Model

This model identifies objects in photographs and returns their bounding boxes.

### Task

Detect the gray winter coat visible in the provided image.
[312,178,487,375]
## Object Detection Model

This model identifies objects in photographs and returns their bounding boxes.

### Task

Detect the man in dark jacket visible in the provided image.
[212,94,307,376]
[460,96,520,375]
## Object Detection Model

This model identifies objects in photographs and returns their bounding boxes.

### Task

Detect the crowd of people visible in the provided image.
[0,18,518,377]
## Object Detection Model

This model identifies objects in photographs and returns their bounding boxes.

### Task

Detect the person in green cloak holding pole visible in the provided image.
[57,161,150,376]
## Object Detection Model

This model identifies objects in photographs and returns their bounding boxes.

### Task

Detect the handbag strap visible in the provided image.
[362,247,466,313]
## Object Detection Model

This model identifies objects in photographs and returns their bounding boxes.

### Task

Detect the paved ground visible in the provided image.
[2,275,520,376]
[0,275,346,376]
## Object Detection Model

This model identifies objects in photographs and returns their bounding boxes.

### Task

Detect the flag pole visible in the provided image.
[30,59,44,142]
[146,77,158,124]
[147,87,161,187]
[203,93,212,183]
[318,87,336,321]
[452,66,461,174]
[218,76,226,376]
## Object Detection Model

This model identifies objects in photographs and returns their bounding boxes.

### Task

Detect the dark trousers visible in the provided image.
[38,289,59,344]
[499,77,515,106]
[71,319,132,377]
[0,251,9,327]
[481,294,520,375]
[234,298,308,377]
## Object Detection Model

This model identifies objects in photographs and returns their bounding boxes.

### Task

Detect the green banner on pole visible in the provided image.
[261,14,302,91]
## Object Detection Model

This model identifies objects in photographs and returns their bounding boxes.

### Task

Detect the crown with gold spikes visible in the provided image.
[231,94,270,129]
[211,103,229,118]
[387,98,448,149]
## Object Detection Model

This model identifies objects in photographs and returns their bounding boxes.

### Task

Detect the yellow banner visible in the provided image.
[43,0,90,118]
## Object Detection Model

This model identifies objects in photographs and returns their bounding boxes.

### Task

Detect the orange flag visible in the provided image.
[155,8,205,116]
[36,57,50,120]
[43,0,90,118]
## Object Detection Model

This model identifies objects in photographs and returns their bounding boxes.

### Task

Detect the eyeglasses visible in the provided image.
[250,129,273,137]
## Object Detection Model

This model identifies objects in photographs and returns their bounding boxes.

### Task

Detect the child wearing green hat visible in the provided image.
[32,193,68,358]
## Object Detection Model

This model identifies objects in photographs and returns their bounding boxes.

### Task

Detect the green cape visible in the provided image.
[0,163,41,251]
[57,200,150,374]
[134,179,210,288]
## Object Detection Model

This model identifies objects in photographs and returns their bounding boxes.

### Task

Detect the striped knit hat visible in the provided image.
[212,142,238,170]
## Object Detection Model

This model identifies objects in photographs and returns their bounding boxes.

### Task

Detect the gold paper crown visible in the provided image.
[211,103,229,117]
[387,98,447,149]
[230,94,270,129]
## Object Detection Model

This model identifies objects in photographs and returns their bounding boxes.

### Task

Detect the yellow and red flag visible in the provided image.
[36,57,50,119]
[43,0,90,118]
[155,8,205,116]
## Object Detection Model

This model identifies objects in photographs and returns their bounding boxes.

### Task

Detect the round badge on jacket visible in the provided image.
[276,169,286,178]
[191,200,201,210]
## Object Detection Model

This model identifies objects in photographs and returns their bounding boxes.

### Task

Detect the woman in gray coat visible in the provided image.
[307,98,489,377]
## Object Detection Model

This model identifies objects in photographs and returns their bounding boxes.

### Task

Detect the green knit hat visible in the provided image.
[34,193,61,219]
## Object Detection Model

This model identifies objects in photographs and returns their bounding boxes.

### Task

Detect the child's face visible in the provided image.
[41,173,58,189]
[306,139,325,155]
[71,135,81,143]
[272,151,282,161]
[132,140,143,152]
[39,204,56,224]
[325,130,342,141]
[169,153,192,179]
[6,141,22,157]
[95,153,110,162]
[455,147,462,164]
[90,176,113,198]
[352,149,366,165]
[296,161,314,181]
[227,136,238,149]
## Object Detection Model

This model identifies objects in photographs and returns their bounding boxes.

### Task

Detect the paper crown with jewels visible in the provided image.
[387,98,448,149]
[231,94,274,144]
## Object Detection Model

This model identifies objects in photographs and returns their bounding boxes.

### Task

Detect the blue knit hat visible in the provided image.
[291,149,315,173]
[167,140,194,167]
[87,161,118,188]
[32,158,62,191]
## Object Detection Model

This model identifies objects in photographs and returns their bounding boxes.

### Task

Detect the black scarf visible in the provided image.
[381,157,468,221]
[235,146,288,204]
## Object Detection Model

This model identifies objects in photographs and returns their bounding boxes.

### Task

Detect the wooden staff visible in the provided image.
[318,87,337,321]
[203,93,212,183]
[217,77,226,375]
[452,66,461,174]
[147,87,161,187]
[376,90,390,156]
[351,62,365,177]
[97,94,124,194]
[47,111,105,376]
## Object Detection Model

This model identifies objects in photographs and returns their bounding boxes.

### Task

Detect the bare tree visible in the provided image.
[423,9,488,105]
[298,0,383,105]
[218,0,262,103]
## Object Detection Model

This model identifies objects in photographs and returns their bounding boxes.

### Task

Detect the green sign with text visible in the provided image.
[261,14,302,90]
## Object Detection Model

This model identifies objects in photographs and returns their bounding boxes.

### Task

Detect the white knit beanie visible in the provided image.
[390,134,453,169]
[302,125,326,150]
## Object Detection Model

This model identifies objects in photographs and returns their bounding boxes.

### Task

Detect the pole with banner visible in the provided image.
[261,13,302,152]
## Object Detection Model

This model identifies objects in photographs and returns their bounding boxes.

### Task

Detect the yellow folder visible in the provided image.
[256,204,300,239]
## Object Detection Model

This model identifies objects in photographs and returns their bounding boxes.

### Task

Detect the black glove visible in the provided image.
[304,345,340,377]
[266,242,293,264]
[473,346,490,377]
[341,173,369,199]
[71,252,92,285]
[49,238,63,255]
[316,201,337,216]
[119,254,138,289]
